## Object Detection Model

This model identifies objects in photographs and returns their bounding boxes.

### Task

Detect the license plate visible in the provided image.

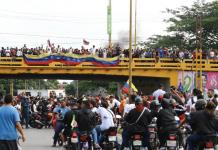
[167,140,177,147]
[71,137,78,143]
[204,149,214,150]
[150,133,155,139]
[108,136,116,142]
[133,140,142,146]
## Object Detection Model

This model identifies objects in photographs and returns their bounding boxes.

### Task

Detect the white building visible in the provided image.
[17,89,65,98]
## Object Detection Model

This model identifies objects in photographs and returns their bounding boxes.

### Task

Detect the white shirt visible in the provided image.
[123,104,135,116]
[186,96,197,111]
[108,99,121,109]
[152,89,166,100]
[96,107,115,131]
[91,107,97,113]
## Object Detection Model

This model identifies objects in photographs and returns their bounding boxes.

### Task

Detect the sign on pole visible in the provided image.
[107,5,112,35]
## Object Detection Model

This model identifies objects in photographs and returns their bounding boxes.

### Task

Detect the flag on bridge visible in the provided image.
[83,39,90,45]
[122,80,138,94]
[47,39,51,47]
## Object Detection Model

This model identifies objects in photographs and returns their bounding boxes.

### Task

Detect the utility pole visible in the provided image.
[10,80,13,96]
[134,0,137,50]
[108,0,112,49]
[129,0,133,103]
[195,0,203,91]
[76,80,79,98]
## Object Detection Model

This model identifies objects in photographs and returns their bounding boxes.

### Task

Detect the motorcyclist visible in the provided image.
[149,100,161,118]
[95,99,115,144]
[63,100,78,138]
[52,99,70,147]
[157,98,180,148]
[121,96,151,149]
[76,99,101,149]
[186,101,218,150]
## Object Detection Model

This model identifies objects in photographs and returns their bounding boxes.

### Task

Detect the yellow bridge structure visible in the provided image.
[0,57,217,88]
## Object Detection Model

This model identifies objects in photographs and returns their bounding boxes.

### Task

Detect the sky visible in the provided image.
[0,0,214,49]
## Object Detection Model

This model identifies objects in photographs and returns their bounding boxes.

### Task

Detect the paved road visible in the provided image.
[21,128,62,150]
[21,128,122,150]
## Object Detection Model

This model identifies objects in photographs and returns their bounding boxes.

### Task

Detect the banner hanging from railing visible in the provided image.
[24,54,120,67]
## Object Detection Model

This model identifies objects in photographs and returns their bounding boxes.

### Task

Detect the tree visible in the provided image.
[65,82,76,96]
[165,0,218,49]
[141,1,218,50]
[64,80,118,97]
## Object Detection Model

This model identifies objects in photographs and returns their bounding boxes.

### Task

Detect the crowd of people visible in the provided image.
[0,84,218,150]
[1,44,218,60]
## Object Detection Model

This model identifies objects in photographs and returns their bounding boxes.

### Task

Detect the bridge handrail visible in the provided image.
[0,57,217,71]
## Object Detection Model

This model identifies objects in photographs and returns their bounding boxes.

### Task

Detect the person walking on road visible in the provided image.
[0,94,26,150]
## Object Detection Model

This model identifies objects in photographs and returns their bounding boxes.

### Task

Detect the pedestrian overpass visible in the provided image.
[0,57,217,89]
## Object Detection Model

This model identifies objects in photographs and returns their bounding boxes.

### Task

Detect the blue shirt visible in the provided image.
[53,106,70,119]
[0,105,20,140]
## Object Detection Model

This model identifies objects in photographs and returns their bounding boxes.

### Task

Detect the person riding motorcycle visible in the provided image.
[63,100,78,138]
[52,99,70,147]
[121,96,152,149]
[150,100,161,118]
[76,99,101,149]
[186,101,218,150]
[157,98,181,148]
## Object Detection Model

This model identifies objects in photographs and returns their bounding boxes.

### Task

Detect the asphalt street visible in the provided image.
[21,128,62,150]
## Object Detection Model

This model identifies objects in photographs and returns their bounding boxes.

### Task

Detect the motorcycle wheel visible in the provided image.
[58,137,63,146]
[29,120,36,128]
[36,123,43,129]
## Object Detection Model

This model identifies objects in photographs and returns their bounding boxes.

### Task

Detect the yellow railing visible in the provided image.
[0,57,217,71]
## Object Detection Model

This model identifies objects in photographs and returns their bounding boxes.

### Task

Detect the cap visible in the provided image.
[135,96,143,104]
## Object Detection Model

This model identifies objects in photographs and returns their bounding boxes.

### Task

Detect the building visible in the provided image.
[17,89,65,98]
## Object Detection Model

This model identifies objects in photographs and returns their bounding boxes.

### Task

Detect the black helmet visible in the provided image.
[161,98,171,109]
[195,99,207,111]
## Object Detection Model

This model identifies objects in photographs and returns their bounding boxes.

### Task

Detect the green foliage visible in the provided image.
[64,80,118,97]
[0,79,59,96]
[65,82,75,96]
[143,0,218,49]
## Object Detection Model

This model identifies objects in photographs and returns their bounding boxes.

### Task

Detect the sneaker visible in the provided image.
[94,144,101,149]
[52,144,56,147]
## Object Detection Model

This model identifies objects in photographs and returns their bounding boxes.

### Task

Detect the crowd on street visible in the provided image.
[0,84,218,150]
[1,44,218,60]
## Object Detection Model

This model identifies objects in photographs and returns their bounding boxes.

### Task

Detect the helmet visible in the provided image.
[150,100,160,110]
[195,99,207,111]
[161,98,171,109]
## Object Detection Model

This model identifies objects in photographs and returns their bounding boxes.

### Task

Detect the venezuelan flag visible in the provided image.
[122,80,138,94]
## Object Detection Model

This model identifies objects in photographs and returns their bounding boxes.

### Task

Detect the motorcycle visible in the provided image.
[195,135,218,150]
[64,130,79,150]
[165,131,180,150]
[130,132,147,150]
[29,112,45,129]
[100,127,119,150]
[78,132,94,150]
[147,124,158,150]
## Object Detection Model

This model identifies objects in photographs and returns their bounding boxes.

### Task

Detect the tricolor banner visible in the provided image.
[24,53,120,67]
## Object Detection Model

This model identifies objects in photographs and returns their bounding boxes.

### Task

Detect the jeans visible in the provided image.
[21,111,29,128]
[95,125,102,143]
[121,129,150,149]
[186,133,203,150]
[53,121,64,145]
[91,128,98,144]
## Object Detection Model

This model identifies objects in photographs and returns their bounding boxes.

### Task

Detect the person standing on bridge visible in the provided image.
[0,94,26,150]
[152,84,166,100]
